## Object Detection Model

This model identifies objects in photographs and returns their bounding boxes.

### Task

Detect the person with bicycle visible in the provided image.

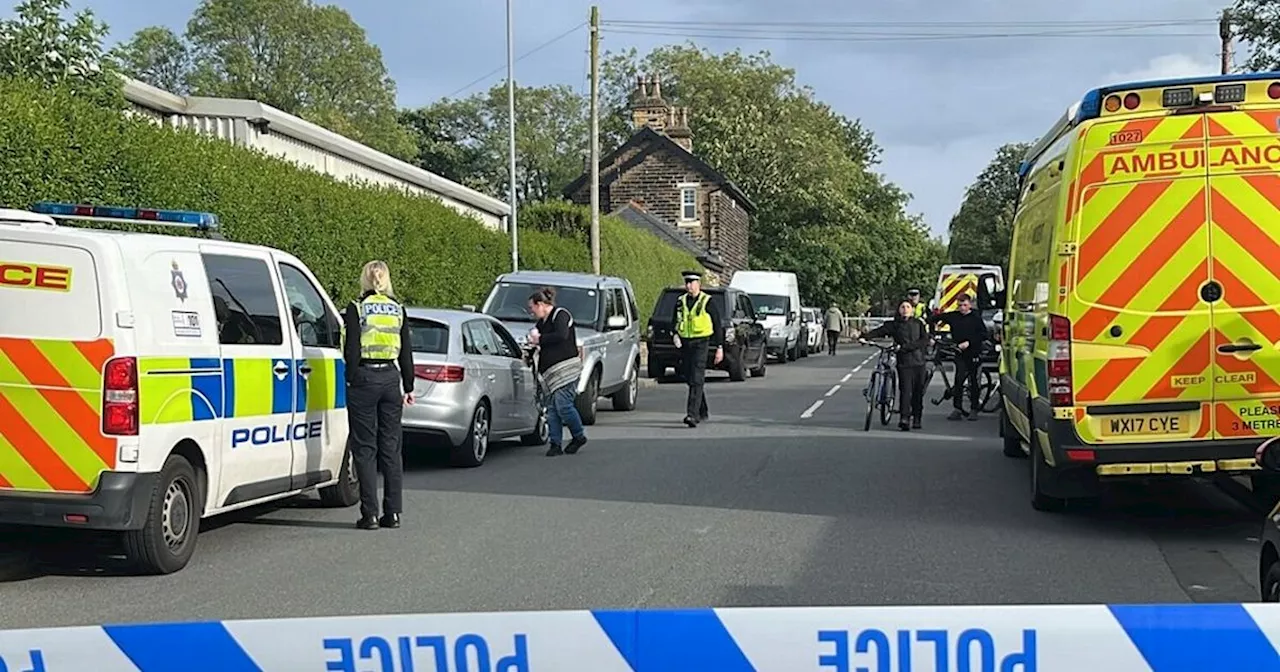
[860,299,930,431]
[926,293,988,422]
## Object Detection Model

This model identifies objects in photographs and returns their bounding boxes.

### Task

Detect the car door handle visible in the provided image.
[298,364,313,376]
[487,374,497,380]
[273,362,290,375]
[1218,342,1263,353]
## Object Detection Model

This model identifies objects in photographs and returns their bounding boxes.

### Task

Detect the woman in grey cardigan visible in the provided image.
[527,287,588,457]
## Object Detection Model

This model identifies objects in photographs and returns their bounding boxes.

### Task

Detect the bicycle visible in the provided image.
[925,338,1001,415]
[859,340,898,431]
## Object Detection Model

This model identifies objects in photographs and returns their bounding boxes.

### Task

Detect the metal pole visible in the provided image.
[589,6,601,274]
[1220,10,1232,75]
[507,0,519,272]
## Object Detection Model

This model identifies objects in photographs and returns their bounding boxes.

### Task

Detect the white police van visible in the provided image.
[0,203,356,574]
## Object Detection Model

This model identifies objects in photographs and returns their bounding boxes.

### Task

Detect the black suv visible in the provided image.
[646,286,768,382]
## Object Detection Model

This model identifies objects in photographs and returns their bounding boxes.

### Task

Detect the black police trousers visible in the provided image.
[347,364,404,518]
[681,336,710,420]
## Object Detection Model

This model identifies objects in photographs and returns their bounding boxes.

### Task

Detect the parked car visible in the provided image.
[481,271,641,425]
[646,286,768,382]
[402,309,548,467]
[802,307,823,354]
[1256,437,1280,601]
[729,270,803,363]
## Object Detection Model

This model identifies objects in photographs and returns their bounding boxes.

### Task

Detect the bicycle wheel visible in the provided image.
[863,372,877,431]
[982,371,1002,413]
[880,369,896,426]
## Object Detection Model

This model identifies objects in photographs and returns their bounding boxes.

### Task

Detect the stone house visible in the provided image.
[563,76,756,283]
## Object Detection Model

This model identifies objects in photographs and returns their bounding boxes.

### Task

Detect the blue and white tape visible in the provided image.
[2,604,1279,671]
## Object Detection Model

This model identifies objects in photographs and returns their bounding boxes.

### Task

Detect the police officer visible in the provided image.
[907,289,927,319]
[343,260,414,530]
[671,271,723,427]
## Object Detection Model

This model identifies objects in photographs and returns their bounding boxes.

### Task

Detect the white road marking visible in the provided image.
[841,373,852,383]
[825,385,840,397]
[800,400,824,418]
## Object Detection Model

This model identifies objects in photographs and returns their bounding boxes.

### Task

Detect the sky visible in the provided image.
[51,0,1234,239]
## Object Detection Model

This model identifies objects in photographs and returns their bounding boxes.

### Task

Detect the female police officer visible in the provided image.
[344,261,414,530]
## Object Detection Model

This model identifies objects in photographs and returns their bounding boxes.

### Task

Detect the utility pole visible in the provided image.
[589,5,601,274]
[507,0,519,272]
[1220,9,1233,75]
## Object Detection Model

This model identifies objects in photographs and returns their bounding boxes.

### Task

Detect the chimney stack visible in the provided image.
[630,73,671,132]
[666,105,693,152]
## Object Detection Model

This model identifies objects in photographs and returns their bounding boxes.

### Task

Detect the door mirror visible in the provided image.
[461,304,477,312]
[1257,437,1280,471]
[605,315,627,330]
[788,311,797,324]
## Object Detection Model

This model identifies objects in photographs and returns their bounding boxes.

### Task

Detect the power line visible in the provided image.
[599,26,1209,43]
[602,18,1216,28]
[601,20,1206,37]
[445,21,586,99]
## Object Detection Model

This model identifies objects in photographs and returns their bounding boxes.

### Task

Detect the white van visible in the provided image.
[0,203,357,574]
[729,271,803,362]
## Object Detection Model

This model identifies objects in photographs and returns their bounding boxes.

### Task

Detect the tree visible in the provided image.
[599,44,934,309]
[946,142,1031,270]
[401,83,589,203]
[0,0,115,101]
[111,26,190,93]
[113,0,414,159]
[1231,1,1280,72]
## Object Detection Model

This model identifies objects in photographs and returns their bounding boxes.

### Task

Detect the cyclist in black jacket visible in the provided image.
[926,293,989,421]
[862,300,931,431]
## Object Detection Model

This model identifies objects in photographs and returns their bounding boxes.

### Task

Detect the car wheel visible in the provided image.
[1030,435,1066,513]
[1001,404,1024,459]
[319,443,360,507]
[521,403,549,446]
[1263,555,1280,602]
[123,454,202,575]
[577,371,600,425]
[452,402,490,467]
[612,363,639,411]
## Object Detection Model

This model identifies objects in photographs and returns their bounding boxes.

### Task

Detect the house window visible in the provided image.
[679,183,698,222]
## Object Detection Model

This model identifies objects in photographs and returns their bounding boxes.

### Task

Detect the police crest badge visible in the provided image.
[170,260,188,302]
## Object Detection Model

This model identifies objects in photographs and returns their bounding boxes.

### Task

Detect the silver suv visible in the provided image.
[480,271,641,424]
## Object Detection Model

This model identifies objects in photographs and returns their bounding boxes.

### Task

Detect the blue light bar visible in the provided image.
[30,202,220,230]
[1074,71,1280,124]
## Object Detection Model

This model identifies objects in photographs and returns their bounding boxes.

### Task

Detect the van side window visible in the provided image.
[278,263,341,348]
[608,288,628,324]
[203,254,283,346]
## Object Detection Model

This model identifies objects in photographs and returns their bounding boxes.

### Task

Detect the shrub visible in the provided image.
[0,77,701,314]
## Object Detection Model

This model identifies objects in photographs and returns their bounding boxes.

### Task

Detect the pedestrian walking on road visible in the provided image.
[528,287,588,456]
[824,303,844,355]
[344,261,413,530]
[861,300,930,431]
[926,293,988,422]
[673,271,723,427]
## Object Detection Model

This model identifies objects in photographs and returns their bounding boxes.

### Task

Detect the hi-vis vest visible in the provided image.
[913,303,926,319]
[676,293,714,339]
[357,293,404,360]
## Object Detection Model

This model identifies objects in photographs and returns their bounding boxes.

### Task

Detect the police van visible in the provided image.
[1003,73,1280,511]
[0,203,356,573]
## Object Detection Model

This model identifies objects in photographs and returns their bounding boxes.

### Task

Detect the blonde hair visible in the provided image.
[359,260,394,295]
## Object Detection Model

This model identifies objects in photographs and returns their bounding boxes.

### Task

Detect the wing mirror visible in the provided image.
[605,315,627,330]
[787,311,797,324]
[461,304,477,312]
[1257,437,1280,471]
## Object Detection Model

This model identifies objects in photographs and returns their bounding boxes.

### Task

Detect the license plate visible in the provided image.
[1098,412,1193,437]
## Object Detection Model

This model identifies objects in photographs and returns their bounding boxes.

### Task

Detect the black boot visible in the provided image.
[912,417,922,430]
[898,422,910,432]
[379,513,400,529]
[356,515,378,530]
[565,436,587,454]
[683,416,698,427]
[546,444,563,457]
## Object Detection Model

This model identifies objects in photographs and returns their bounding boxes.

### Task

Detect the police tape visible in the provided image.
[1,604,1279,671]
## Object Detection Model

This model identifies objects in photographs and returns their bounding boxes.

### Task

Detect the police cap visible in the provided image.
[682,271,702,284]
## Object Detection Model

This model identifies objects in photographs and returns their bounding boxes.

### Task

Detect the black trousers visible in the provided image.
[952,356,981,414]
[826,330,839,355]
[898,365,928,422]
[347,365,404,518]
[681,337,710,420]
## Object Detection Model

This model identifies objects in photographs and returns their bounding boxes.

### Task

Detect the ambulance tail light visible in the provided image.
[1123,92,1141,110]
[103,357,139,436]
[1269,82,1280,100]
[1047,315,1073,407]
[414,364,464,383]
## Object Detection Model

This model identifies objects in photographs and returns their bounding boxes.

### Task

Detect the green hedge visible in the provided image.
[0,77,700,314]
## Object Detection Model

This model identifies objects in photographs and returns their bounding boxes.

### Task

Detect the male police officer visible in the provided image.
[671,271,723,427]
[343,261,414,530]
[907,289,927,319]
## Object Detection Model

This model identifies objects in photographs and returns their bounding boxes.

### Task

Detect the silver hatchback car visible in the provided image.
[401,308,548,467]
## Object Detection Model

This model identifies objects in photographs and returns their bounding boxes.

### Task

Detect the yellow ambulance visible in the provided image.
[1002,73,1280,511]
[930,263,1004,335]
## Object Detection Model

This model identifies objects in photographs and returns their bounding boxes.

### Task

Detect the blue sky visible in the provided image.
[60,0,1231,238]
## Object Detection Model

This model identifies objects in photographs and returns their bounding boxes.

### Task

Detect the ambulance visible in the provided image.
[930,263,1004,336]
[1001,73,1280,511]
[0,204,356,573]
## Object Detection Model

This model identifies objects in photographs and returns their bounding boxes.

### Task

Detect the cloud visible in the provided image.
[1103,53,1220,87]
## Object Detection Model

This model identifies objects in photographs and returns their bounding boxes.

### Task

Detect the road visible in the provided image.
[0,347,1266,628]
